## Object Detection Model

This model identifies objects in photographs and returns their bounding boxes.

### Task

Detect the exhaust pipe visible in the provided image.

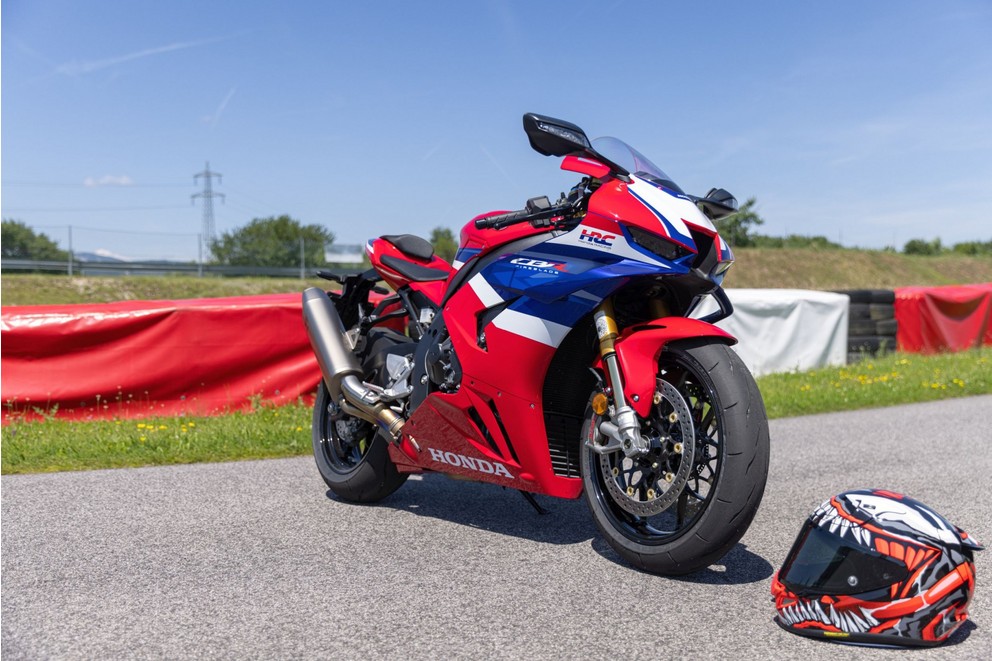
[302,287,405,440]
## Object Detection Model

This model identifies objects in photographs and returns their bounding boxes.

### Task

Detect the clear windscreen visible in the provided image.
[591,136,684,193]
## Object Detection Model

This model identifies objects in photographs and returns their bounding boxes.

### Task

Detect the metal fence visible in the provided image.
[5,223,367,277]
[1,259,364,278]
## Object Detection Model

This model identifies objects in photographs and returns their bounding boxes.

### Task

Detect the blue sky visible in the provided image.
[3,0,991,261]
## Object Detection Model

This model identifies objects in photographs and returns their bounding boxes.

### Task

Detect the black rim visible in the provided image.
[591,348,724,545]
[316,392,377,474]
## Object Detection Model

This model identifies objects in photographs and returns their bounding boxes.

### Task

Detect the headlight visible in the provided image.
[627,225,690,261]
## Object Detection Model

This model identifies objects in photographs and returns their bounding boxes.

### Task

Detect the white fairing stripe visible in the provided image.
[452,259,465,270]
[492,309,571,347]
[468,272,503,307]
[628,175,713,234]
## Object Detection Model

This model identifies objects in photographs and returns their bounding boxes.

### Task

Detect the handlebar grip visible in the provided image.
[475,209,530,230]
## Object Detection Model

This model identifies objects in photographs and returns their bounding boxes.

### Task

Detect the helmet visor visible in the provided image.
[781,521,910,596]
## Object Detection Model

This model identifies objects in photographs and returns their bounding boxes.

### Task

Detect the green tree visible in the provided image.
[1,219,69,260]
[429,226,458,263]
[210,215,334,267]
[714,197,764,248]
[903,238,943,256]
[952,240,992,256]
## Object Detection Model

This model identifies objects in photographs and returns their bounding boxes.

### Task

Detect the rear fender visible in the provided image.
[610,319,736,418]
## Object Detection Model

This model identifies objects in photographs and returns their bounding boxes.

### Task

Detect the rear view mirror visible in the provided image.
[523,113,592,157]
[695,188,738,220]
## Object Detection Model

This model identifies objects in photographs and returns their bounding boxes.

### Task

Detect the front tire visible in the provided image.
[312,381,407,502]
[581,340,769,575]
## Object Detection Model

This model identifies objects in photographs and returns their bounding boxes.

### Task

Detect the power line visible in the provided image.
[3,204,190,212]
[192,162,224,257]
[2,181,191,188]
[26,224,199,237]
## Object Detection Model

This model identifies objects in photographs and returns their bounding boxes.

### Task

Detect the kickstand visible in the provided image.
[519,490,549,515]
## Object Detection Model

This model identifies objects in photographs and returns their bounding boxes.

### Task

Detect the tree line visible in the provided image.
[4,201,990,268]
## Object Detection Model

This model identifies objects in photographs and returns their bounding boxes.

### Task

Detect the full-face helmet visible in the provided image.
[772,489,982,647]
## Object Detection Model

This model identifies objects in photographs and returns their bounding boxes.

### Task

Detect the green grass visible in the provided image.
[0,274,324,306]
[2,400,313,474]
[3,348,989,475]
[758,347,991,418]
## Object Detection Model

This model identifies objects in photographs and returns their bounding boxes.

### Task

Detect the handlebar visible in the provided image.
[474,195,572,231]
[474,208,534,230]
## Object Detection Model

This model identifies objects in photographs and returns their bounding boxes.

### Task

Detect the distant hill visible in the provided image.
[725,248,992,289]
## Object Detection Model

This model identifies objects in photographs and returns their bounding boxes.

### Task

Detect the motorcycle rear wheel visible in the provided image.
[312,381,407,503]
[581,339,769,575]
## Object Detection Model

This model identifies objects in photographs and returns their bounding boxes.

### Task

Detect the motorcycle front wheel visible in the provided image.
[312,381,407,503]
[581,339,769,575]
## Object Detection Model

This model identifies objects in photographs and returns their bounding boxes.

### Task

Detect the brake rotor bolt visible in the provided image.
[665,472,674,483]
[673,442,683,454]
[627,487,635,496]
[612,467,619,477]
[668,412,678,423]
[647,489,656,499]
[653,391,663,405]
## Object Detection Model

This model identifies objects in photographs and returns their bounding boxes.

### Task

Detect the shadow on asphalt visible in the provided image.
[327,473,777,583]
[326,473,597,545]
[589,536,775,585]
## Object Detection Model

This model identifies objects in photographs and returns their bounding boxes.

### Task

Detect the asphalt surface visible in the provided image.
[3,395,991,660]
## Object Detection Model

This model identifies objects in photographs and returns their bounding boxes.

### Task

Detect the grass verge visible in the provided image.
[2,348,990,475]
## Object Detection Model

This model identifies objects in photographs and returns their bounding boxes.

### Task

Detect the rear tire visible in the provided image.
[312,382,407,502]
[581,340,769,575]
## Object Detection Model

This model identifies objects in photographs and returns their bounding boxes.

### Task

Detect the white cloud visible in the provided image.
[83,175,134,187]
[93,248,133,261]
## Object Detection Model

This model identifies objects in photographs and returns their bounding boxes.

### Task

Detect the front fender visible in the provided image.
[612,319,736,418]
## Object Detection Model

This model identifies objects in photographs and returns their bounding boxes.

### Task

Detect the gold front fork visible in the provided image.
[593,299,646,456]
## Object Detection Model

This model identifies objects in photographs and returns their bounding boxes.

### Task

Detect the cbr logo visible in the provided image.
[510,257,566,271]
[428,448,514,479]
[580,229,616,247]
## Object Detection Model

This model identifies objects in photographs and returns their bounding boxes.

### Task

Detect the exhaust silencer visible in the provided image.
[302,287,404,440]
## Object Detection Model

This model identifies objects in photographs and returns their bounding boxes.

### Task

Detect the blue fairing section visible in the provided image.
[454,247,481,263]
[479,241,690,328]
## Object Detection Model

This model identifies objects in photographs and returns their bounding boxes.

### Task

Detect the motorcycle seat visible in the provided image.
[381,234,434,261]
[380,254,449,282]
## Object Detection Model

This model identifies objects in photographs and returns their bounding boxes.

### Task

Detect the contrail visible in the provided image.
[57,36,231,76]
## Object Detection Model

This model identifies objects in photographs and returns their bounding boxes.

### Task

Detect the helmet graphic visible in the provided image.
[772,489,982,647]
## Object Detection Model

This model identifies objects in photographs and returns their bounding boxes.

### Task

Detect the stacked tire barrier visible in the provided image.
[835,290,898,362]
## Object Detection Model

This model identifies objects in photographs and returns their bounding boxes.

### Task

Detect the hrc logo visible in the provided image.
[580,229,617,247]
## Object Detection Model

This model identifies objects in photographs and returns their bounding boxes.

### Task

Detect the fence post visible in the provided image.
[68,225,74,277]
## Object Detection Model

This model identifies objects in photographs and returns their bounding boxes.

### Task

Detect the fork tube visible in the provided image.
[594,299,626,407]
[594,300,646,456]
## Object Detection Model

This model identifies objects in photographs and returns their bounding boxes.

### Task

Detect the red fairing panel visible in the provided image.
[896,284,992,353]
[386,262,584,499]
[611,319,736,418]
[1,294,322,421]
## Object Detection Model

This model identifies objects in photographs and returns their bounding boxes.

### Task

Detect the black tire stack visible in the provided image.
[838,289,898,363]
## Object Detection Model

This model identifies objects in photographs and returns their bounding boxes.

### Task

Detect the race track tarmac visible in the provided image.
[3,395,990,659]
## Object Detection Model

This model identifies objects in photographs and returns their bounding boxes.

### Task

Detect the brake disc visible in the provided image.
[599,379,695,516]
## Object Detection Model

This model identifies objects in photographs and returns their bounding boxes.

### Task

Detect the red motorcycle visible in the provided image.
[303,113,769,574]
